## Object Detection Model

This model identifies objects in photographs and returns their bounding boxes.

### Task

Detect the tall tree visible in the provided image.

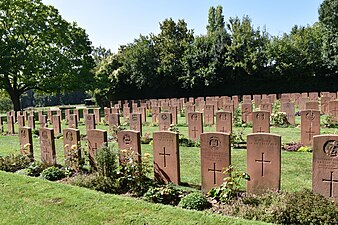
[0,0,95,111]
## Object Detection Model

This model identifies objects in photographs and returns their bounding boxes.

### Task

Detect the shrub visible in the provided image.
[271,112,289,127]
[233,107,242,127]
[230,128,246,148]
[208,165,250,203]
[41,166,65,181]
[24,161,45,177]
[140,132,152,144]
[282,142,305,152]
[143,184,183,206]
[95,144,118,178]
[179,136,200,147]
[322,115,338,128]
[178,192,211,211]
[0,154,31,172]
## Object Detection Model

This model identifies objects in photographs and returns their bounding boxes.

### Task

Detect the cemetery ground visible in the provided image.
[0,110,337,224]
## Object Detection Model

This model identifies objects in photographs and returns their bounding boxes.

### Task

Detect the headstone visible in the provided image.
[321,97,330,115]
[94,108,101,124]
[168,106,178,125]
[7,115,14,134]
[104,107,111,124]
[158,112,172,131]
[68,114,78,129]
[215,111,232,134]
[39,115,47,128]
[301,110,320,146]
[200,132,231,192]
[298,97,310,111]
[309,92,318,101]
[247,133,281,194]
[0,116,3,133]
[74,109,80,122]
[153,131,180,185]
[252,111,270,133]
[232,96,239,108]
[241,103,253,124]
[17,115,25,128]
[151,106,161,124]
[83,108,89,120]
[85,114,96,133]
[260,102,272,114]
[27,115,35,130]
[329,101,338,120]
[312,135,338,201]
[123,106,130,122]
[65,109,70,122]
[138,107,147,123]
[87,129,108,169]
[117,130,141,164]
[306,101,319,110]
[40,128,56,166]
[130,113,142,136]
[52,115,61,134]
[223,103,234,113]
[187,112,203,141]
[63,128,81,171]
[243,95,251,103]
[253,95,261,108]
[108,113,120,130]
[281,102,295,125]
[204,105,215,125]
[19,127,33,160]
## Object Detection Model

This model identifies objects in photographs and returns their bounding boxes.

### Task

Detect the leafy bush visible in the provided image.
[233,107,242,127]
[179,136,200,147]
[230,128,246,148]
[143,184,183,206]
[0,154,31,172]
[140,132,152,144]
[322,115,338,128]
[282,142,305,152]
[41,166,65,181]
[208,165,250,203]
[178,192,211,211]
[271,112,289,127]
[24,161,45,177]
[95,145,118,178]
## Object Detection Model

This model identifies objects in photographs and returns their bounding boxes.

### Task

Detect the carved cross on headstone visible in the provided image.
[255,152,271,176]
[306,128,315,142]
[208,162,222,184]
[192,127,198,138]
[159,147,170,167]
[322,171,338,197]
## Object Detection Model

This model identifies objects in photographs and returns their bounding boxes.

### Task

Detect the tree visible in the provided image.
[0,0,95,111]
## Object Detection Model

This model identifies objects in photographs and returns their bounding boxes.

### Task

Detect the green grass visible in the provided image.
[0,171,268,225]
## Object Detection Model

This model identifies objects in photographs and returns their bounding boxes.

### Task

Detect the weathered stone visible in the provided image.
[130,113,142,136]
[19,127,33,160]
[158,112,172,131]
[252,111,270,133]
[40,128,56,166]
[187,112,203,141]
[52,115,61,134]
[301,110,320,146]
[63,128,81,171]
[87,129,108,169]
[241,103,252,124]
[215,111,232,134]
[117,130,141,164]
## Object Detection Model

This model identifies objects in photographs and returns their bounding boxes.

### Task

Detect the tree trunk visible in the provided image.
[8,90,21,111]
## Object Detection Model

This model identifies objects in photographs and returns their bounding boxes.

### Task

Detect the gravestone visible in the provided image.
[321,97,330,114]
[108,113,120,130]
[260,102,272,114]
[39,115,47,128]
[200,132,231,192]
[215,111,232,134]
[298,97,310,111]
[85,114,96,133]
[7,115,14,134]
[187,112,203,141]
[153,131,180,184]
[40,128,56,166]
[241,103,253,124]
[247,133,281,194]
[252,111,270,133]
[130,113,142,136]
[151,106,161,124]
[232,96,239,108]
[28,115,35,130]
[52,115,61,134]
[204,105,215,125]
[330,93,337,100]
[281,102,295,125]
[158,112,172,131]
[0,116,3,133]
[312,135,338,201]
[123,106,130,122]
[185,105,195,124]
[73,109,80,122]
[329,101,338,120]
[306,101,319,110]
[94,108,101,124]
[243,95,251,103]
[309,92,318,101]
[117,130,141,164]
[253,95,261,108]
[68,114,78,128]
[104,107,111,124]
[87,129,108,169]
[138,107,147,123]
[168,106,178,125]
[223,103,234,113]
[63,128,81,171]
[301,110,320,146]
[19,127,33,160]
[83,108,89,120]
[17,115,25,128]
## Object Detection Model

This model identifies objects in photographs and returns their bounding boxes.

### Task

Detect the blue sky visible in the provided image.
[42,0,323,52]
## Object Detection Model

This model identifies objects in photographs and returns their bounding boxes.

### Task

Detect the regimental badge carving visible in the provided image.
[20,129,26,138]
[324,140,338,158]
[123,134,132,145]
[66,131,73,141]
[191,113,198,121]
[209,136,220,150]
[219,113,226,120]
[132,115,138,121]
[87,115,92,120]
[41,130,48,139]
[256,113,265,120]
[306,112,315,121]
[161,114,168,120]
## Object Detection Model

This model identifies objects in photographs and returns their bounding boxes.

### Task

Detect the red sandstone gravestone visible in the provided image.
[28,115,35,130]
[85,114,96,133]
[153,131,180,185]
[312,135,338,201]
[281,102,295,125]
[17,115,25,128]
[40,128,56,166]
[204,105,215,125]
[19,127,33,160]
[215,111,232,134]
[158,112,172,131]
[63,128,81,171]
[87,129,108,169]
[329,101,338,121]
[151,106,161,124]
[7,114,14,134]
[68,114,78,129]
[301,110,320,146]
[108,113,120,131]
[247,133,281,194]
[305,101,319,110]
[168,106,178,125]
[200,132,231,192]
[241,103,252,124]
[130,113,142,136]
[321,97,330,114]
[252,111,270,133]
[188,112,203,141]
[117,130,141,164]
[52,115,61,134]
[260,103,272,114]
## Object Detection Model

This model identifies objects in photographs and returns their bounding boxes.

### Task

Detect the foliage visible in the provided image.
[322,115,338,128]
[140,132,153,144]
[95,145,118,178]
[208,165,250,203]
[233,107,242,127]
[282,142,305,152]
[270,112,289,127]
[0,89,12,112]
[143,184,183,206]
[0,0,95,111]
[0,154,30,172]
[24,161,45,177]
[297,146,312,152]
[179,136,200,147]
[230,128,246,148]
[41,166,65,181]
[178,192,211,211]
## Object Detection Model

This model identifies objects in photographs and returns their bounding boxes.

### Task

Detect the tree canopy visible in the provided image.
[0,0,95,110]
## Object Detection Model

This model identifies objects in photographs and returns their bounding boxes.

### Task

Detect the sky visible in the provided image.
[42,0,323,53]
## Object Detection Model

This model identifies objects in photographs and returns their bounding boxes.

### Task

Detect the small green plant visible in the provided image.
[297,146,312,152]
[95,144,118,178]
[41,166,65,181]
[230,128,246,148]
[178,192,211,211]
[143,184,183,206]
[0,154,31,172]
[271,112,289,127]
[272,100,280,113]
[179,136,200,147]
[208,165,250,203]
[233,107,242,127]
[321,115,338,128]
[24,161,45,177]
[140,132,152,144]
